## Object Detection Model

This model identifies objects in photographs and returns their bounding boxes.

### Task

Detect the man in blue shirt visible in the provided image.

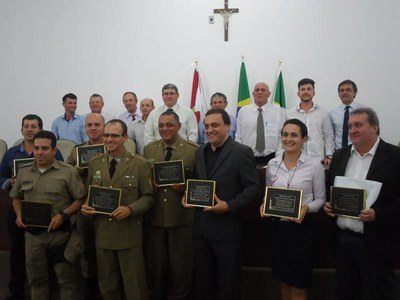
[51,93,86,144]
[198,92,237,144]
[0,114,63,300]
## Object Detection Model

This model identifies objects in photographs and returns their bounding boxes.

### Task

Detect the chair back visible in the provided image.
[0,139,8,164]
[124,139,136,154]
[56,139,77,162]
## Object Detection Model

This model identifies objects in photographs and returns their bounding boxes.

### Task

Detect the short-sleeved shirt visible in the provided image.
[10,160,85,214]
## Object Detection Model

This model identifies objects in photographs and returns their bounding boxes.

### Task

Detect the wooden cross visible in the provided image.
[214,0,239,41]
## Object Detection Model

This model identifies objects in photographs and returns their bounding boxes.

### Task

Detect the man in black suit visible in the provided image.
[324,108,400,300]
[183,109,261,300]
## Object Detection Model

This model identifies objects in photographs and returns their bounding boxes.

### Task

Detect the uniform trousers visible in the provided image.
[335,229,396,300]
[25,230,80,300]
[145,225,193,300]
[193,236,241,300]
[7,205,26,299]
[96,246,149,300]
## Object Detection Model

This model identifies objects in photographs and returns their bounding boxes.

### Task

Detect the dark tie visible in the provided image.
[342,106,351,148]
[165,147,173,161]
[130,114,136,121]
[166,108,173,112]
[256,108,265,153]
[109,159,117,178]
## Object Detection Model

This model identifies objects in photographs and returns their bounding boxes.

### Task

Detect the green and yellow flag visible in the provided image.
[237,62,251,115]
[273,71,286,108]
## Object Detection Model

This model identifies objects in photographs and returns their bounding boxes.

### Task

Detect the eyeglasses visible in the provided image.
[103,133,124,138]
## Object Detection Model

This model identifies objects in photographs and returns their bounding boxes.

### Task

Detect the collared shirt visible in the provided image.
[128,118,146,154]
[51,113,86,144]
[9,160,85,214]
[204,137,229,177]
[286,103,334,160]
[118,108,143,132]
[266,152,326,213]
[198,114,237,144]
[235,103,286,157]
[337,137,380,233]
[144,103,198,145]
[329,101,366,150]
[0,142,64,190]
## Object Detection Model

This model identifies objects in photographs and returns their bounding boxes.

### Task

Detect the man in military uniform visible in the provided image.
[143,111,197,300]
[67,112,104,299]
[10,130,85,300]
[81,119,153,300]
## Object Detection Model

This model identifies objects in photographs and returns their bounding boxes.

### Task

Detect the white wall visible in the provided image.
[1,0,399,146]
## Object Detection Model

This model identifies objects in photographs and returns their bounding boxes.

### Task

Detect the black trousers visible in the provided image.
[194,236,241,300]
[7,204,26,299]
[335,229,396,300]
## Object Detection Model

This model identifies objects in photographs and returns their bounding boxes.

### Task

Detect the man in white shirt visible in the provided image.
[129,98,155,154]
[86,93,115,123]
[324,108,400,300]
[144,83,198,145]
[286,78,334,164]
[118,91,143,130]
[235,82,286,166]
[329,80,366,150]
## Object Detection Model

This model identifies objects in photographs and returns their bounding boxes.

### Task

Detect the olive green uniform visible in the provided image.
[67,142,99,279]
[10,160,85,300]
[143,137,197,300]
[87,149,153,300]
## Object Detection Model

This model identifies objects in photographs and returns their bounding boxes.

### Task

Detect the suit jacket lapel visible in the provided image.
[367,139,388,179]
[337,147,351,176]
[171,137,186,160]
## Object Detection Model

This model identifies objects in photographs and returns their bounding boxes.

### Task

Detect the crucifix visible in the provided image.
[213,0,239,42]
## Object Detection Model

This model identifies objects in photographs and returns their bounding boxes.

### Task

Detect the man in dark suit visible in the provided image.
[183,109,261,300]
[143,111,198,300]
[324,108,400,300]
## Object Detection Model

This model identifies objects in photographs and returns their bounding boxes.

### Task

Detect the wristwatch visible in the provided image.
[58,210,69,221]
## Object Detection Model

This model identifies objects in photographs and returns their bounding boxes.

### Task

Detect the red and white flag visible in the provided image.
[190,66,208,123]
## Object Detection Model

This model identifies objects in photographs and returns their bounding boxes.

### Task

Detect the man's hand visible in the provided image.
[111,206,132,221]
[181,195,194,209]
[15,217,27,229]
[323,202,335,218]
[360,208,375,223]
[204,195,229,214]
[81,204,96,216]
[48,213,64,232]
[170,183,185,192]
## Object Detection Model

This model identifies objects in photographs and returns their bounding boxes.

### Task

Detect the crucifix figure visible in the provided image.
[214,0,239,42]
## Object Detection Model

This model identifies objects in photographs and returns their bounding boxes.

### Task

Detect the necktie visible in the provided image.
[166,108,173,112]
[342,106,351,148]
[130,114,136,121]
[165,147,173,161]
[256,108,265,153]
[109,159,117,178]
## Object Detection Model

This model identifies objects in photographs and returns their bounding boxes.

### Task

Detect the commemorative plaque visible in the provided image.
[76,144,105,168]
[263,187,303,219]
[330,186,366,218]
[21,200,52,228]
[153,160,185,186]
[13,158,35,177]
[87,185,122,215]
[186,179,216,208]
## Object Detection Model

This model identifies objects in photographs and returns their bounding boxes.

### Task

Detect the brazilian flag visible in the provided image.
[236,62,251,115]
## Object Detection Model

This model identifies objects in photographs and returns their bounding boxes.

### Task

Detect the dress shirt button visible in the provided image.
[163,199,167,202]
[164,189,167,192]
